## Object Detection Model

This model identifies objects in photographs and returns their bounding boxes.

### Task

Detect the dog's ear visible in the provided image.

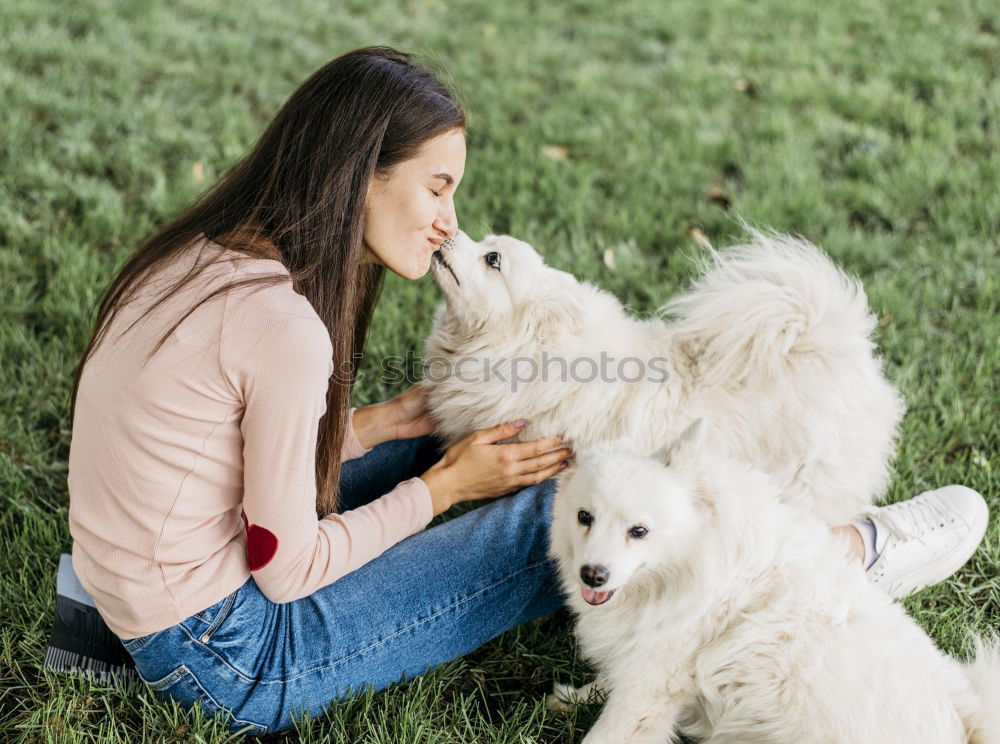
[655,418,707,468]
[518,273,588,342]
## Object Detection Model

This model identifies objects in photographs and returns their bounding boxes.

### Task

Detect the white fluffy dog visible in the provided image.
[424,228,904,525]
[546,420,999,744]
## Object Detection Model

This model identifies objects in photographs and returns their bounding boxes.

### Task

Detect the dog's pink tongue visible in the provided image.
[581,587,612,605]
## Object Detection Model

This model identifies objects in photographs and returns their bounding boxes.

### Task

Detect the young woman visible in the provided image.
[67,46,987,734]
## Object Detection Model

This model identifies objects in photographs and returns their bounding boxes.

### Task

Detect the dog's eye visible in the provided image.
[628,526,648,539]
[483,251,501,269]
[577,509,593,526]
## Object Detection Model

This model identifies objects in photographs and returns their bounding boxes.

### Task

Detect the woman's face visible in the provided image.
[362,127,466,280]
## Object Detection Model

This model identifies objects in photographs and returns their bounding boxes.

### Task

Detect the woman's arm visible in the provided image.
[223,296,434,604]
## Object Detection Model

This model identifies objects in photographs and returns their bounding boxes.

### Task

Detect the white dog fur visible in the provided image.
[424,227,905,525]
[546,419,999,743]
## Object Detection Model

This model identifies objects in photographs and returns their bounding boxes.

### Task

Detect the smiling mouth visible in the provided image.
[432,250,461,286]
[581,587,616,606]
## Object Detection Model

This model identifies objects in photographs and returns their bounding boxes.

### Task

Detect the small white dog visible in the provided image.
[547,419,999,744]
[424,228,904,525]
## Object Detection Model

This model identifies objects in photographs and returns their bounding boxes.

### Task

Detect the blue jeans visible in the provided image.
[119,435,567,734]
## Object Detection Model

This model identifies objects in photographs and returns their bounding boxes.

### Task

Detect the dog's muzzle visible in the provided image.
[432,241,461,286]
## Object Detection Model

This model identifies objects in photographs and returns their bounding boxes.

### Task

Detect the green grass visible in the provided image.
[1,0,997,740]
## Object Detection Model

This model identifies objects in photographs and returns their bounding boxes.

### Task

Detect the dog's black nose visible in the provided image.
[580,564,609,587]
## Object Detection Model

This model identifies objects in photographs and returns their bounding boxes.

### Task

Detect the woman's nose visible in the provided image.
[434,201,458,238]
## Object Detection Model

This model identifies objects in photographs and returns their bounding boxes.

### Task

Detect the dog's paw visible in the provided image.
[546,681,583,713]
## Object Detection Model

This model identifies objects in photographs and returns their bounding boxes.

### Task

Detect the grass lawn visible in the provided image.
[1,0,997,740]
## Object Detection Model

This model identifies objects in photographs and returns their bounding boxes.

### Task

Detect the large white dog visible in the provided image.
[424,228,905,525]
[545,420,998,744]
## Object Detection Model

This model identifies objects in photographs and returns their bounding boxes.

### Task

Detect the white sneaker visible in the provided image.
[864,485,989,600]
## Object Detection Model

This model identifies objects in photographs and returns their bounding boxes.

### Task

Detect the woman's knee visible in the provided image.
[518,477,559,520]
[491,477,560,561]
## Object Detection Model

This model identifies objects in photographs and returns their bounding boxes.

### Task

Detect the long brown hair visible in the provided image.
[70,46,466,516]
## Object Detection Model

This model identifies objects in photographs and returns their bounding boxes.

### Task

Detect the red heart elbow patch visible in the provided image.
[241,510,279,571]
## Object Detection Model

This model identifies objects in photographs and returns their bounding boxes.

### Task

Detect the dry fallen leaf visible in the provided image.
[707,185,732,210]
[603,248,616,271]
[685,227,712,249]
[541,145,570,161]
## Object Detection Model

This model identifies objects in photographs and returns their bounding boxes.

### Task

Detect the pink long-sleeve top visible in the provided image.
[68,235,433,639]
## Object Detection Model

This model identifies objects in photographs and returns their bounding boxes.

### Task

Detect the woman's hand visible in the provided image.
[352,383,436,449]
[419,421,573,517]
[386,383,437,440]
